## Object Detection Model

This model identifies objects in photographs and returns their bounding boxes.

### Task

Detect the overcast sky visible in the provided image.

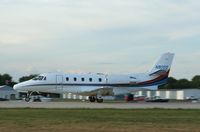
[0,0,200,81]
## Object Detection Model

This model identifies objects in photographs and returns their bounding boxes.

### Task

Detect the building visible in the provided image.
[62,93,89,100]
[134,89,200,100]
[61,89,200,101]
[0,85,19,100]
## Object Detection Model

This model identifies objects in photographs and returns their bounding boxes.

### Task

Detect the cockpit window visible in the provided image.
[33,76,46,81]
[38,76,44,80]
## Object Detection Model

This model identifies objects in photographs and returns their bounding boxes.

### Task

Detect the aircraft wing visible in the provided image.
[79,86,114,96]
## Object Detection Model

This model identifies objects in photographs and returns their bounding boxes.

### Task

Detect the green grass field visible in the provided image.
[0,109,199,132]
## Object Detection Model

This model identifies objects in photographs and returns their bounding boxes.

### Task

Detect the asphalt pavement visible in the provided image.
[0,101,199,109]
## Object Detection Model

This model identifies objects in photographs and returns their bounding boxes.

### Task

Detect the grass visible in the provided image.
[0,109,199,132]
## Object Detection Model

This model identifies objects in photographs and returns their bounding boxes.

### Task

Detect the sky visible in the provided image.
[0,0,200,81]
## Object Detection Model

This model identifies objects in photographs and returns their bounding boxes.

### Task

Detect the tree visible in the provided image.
[159,77,178,89]
[191,75,200,88]
[159,77,197,89]
[168,77,177,84]
[0,74,16,87]
[19,74,38,82]
[176,79,192,89]
[192,75,200,82]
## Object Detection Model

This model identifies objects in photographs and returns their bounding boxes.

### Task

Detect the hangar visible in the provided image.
[134,89,200,100]
[0,85,19,100]
[62,93,88,100]
[62,89,200,101]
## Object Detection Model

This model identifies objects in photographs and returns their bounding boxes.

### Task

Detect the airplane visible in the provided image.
[13,52,174,103]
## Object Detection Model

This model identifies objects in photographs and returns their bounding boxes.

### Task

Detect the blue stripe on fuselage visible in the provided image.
[21,77,168,88]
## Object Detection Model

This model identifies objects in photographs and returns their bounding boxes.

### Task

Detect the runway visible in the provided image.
[0,101,199,109]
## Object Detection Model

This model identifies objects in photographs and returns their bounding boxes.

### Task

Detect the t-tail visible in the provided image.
[137,52,175,89]
[148,52,175,77]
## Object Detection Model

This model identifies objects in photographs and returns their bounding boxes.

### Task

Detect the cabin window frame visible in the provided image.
[81,78,85,82]
[89,78,92,82]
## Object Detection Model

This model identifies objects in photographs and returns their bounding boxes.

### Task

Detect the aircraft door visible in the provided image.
[56,75,63,91]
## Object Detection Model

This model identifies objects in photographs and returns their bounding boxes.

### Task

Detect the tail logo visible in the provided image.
[155,65,168,71]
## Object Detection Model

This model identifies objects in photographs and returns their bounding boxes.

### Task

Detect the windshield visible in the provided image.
[33,76,46,81]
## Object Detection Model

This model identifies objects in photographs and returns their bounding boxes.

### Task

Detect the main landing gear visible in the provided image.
[89,96,103,103]
[25,91,38,102]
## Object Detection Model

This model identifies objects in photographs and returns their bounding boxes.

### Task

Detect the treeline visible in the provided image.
[159,75,200,89]
[0,73,200,89]
[0,74,37,87]
[0,74,16,87]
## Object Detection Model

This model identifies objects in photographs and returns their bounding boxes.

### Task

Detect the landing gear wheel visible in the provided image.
[25,97,31,102]
[89,96,96,102]
[96,98,103,103]
[25,91,32,102]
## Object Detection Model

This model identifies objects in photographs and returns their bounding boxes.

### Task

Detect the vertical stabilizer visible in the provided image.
[148,52,175,76]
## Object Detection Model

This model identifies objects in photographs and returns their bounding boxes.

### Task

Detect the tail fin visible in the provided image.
[148,52,175,76]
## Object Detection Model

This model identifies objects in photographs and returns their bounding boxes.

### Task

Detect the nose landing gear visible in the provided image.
[25,97,31,102]
[25,91,32,102]
[25,91,35,102]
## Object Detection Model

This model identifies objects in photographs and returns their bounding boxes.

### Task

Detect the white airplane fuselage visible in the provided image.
[14,72,162,95]
[13,52,174,102]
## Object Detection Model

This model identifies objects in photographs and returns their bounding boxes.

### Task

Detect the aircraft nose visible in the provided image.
[13,81,30,91]
[13,83,23,91]
[13,84,19,90]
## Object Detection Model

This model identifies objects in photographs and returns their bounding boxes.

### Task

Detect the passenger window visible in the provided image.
[89,78,92,82]
[74,77,77,81]
[66,77,69,81]
[99,78,102,82]
[81,78,85,82]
